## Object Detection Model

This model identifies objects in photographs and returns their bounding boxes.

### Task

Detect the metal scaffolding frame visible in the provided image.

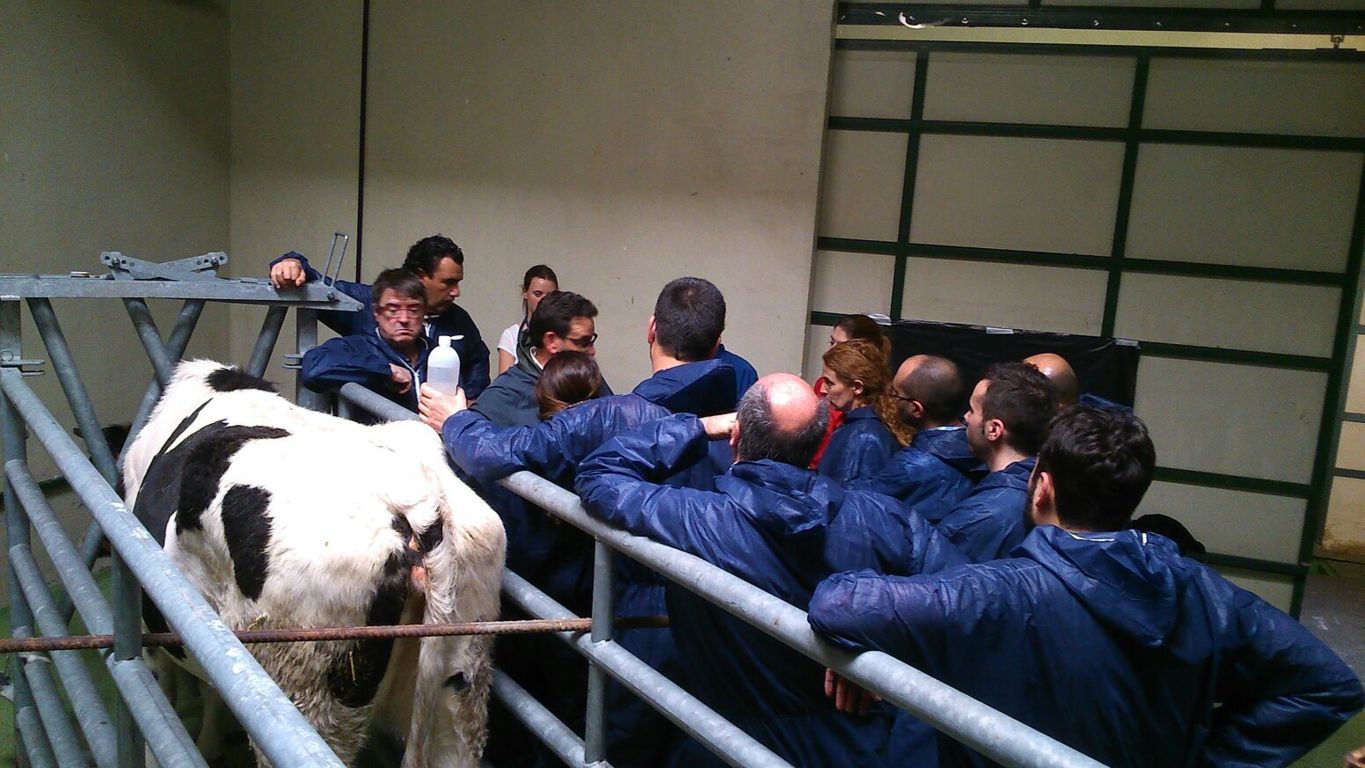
[2,265,1105,767]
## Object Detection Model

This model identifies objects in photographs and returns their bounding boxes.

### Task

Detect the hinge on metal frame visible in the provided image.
[101,251,228,281]
[281,354,303,371]
[0,350,46,376]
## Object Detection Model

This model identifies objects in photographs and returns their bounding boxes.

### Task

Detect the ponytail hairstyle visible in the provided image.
[534,350,602,420]
[822,339,911,447]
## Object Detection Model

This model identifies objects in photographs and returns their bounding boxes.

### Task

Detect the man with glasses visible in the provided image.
[853,354,982,521]
[470,290,609,428]
[271,234,491,399]
[300,269,433,416]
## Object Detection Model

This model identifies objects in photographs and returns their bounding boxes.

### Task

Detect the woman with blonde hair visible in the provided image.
[816,338,910,484]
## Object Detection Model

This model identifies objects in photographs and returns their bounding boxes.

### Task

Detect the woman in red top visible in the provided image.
[810,315,890,468]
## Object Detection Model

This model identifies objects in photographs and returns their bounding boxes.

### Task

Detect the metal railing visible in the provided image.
[337,382,1107,768]
[1,258,1106,768]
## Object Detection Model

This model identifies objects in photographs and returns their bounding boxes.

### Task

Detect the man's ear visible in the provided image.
[729,421,741,460]
[647,316,657,346]
[541,332,560,355]
[1030,469,1059,527]
[984,417,1006,445]
[908,400,926,421]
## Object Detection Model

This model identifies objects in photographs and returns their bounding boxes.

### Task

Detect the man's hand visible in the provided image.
[700,412,737,439]
[419,383,467,432]
[825,668,880,716]
[269,258,307,289]
[389,364,414,395]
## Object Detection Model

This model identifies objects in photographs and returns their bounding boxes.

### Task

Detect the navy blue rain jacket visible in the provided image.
[818,406,899,485]
[713,344,758,402]
[934,457,1035,563]
[270,251,491,398]
[859,425,978,522]
[575,414,966,768]
[810,526,1365,768]
[300,330,428,413]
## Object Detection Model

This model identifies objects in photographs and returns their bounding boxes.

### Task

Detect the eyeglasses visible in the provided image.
[378,303,424,319]
[565,333,598,348]
[890,391,915,403]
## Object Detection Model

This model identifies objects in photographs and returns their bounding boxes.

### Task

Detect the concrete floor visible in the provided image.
[1295,568,1365,768]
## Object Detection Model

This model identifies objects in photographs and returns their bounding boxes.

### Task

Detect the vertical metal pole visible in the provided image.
[3,296,37,768]
[110,553,144,768]
[583,541,615,766]
[26,298,119,484]
[246,305,289,378]
[295,308,325,411]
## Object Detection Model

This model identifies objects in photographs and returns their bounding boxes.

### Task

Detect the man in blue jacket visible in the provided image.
[472,290,607,427]
[935,362,1057,562]
[810,407,1364,768]
[575,373,965,768]
[299,269,430,414]
[856,354,981,519]
[270,234,492,399]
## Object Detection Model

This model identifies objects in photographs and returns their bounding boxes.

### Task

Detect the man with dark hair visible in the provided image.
[269,234,491,398]
[575,373,964,768]
[637,276,756,410]
[299,269,431,414]
[934,361,1058,562]
[470,290,607,428]
[856,355,982,519]
[810,407,1364,768]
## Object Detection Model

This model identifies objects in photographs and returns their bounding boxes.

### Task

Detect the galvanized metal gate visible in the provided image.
[2,257,1102,767]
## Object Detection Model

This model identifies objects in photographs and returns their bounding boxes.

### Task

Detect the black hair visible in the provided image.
[904,355,965,424]
[1037,407,1156,531]
[653,277,725,362]
[528,291,598,347]
[402,234,464,275]
[980,362,1058,455]
[370,268,425,306]
[735,382,830,467]
[522,264,559,290]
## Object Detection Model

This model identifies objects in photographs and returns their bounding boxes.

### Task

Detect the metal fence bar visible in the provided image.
[27,298,119,484]
[22,653,93,767]
[583,542,614,766]
[105,657,209,768]
[16,703,59,768]
[501,569,790,768]
[497,472,1107,768]
[294,309,325,411]
[110,552,144,768]
[7,460,115,632]
[121,299,175,387]
[337,381,413,421]
[2,296,41,766]
[492,670,601,768]
[0,368,343,768]
[9,543,116,768]
[246,305,289,378]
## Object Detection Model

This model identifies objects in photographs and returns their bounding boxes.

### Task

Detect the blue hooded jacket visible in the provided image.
[270,251,491,398]
[300,330,428,414]
[858,425,978,522]
[809,526,1364,768]
[575,414,966,768]
[934,457,1035,563]
[713,344,758,402]
[818,406,899,485]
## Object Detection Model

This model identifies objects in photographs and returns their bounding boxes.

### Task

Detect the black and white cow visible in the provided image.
[122,360,505,767]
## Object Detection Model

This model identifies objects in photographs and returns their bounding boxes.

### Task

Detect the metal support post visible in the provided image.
[110,553,144,768]
[121,298,176,387]
[294,308,325,411]
[27,298,119,483]
[583,542,615,766]
[2,296,38,766]
[247,305,289,378]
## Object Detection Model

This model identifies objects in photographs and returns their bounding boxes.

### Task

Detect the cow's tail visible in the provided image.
[403,448,506,767]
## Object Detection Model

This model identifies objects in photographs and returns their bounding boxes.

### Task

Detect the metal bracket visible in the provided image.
[0,349,46,376]
[102,251,228,281]
[281,353,303,371]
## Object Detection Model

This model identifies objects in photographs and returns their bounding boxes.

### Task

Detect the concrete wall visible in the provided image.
[226,0,836,391]
[1,0,231,598]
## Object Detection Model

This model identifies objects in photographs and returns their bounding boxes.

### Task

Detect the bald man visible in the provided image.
[857,355,983,520]
[576,373,964,768]
[1023,352,1132,413]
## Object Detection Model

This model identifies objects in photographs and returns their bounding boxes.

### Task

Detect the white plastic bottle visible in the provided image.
[427,335,462,396]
